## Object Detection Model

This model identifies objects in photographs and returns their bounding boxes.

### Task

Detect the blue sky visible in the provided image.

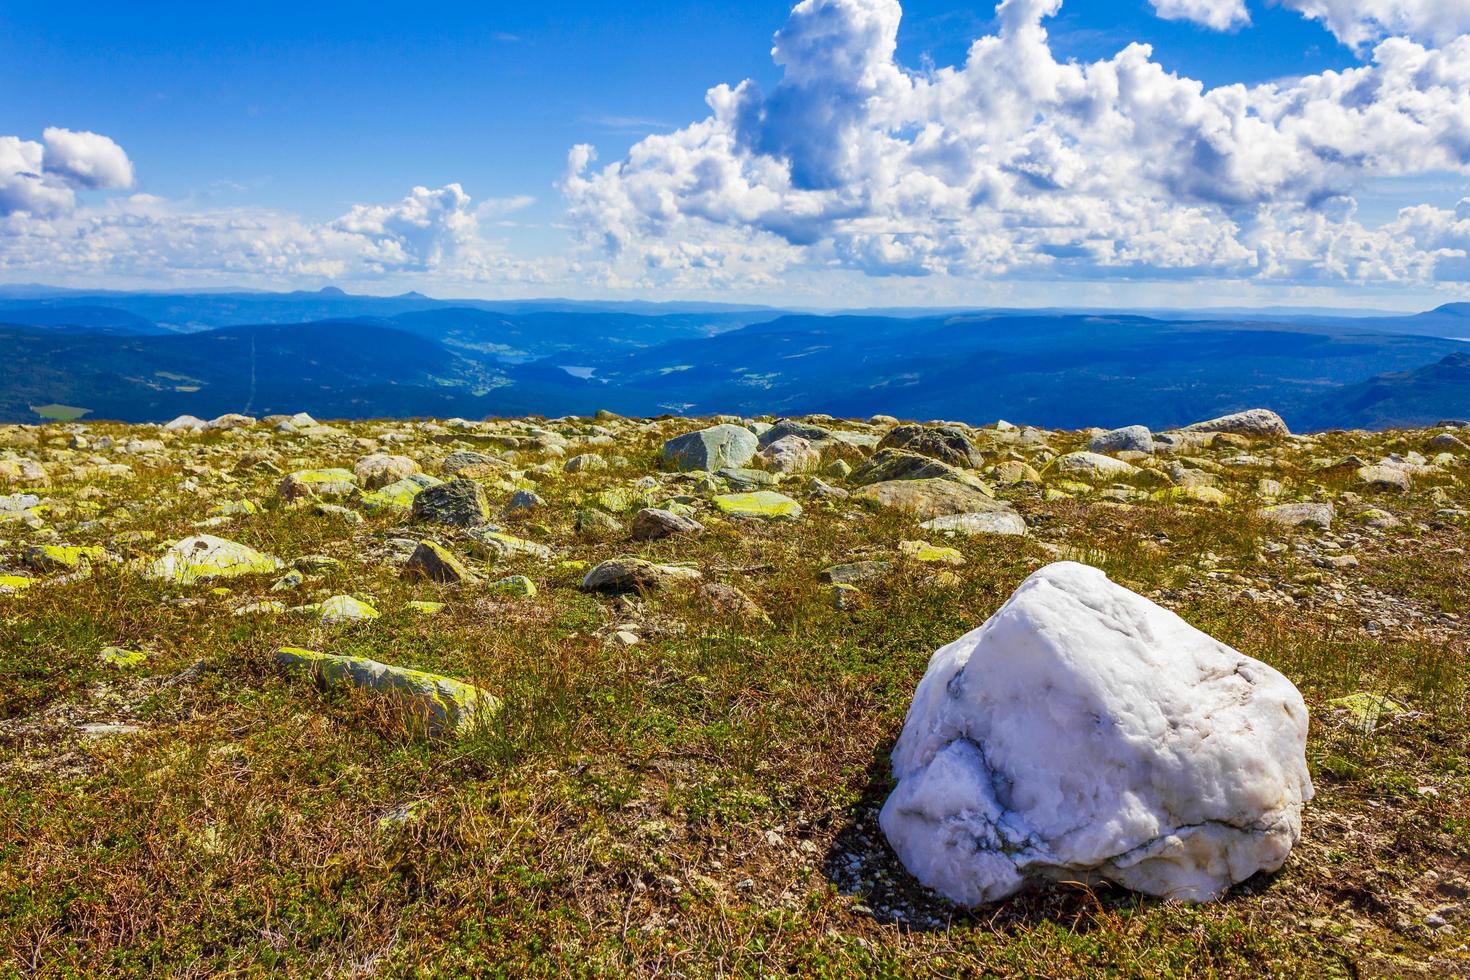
[3,0,1470,309]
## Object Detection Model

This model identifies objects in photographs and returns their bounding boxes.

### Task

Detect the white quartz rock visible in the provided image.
[880,561,1312,906]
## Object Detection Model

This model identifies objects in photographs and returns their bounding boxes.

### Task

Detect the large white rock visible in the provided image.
[880,562,1312,906]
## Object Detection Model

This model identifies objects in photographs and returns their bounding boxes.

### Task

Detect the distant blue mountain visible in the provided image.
[0,288,1465,428]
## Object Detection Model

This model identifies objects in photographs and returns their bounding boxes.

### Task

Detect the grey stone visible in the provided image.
[850,449,986,488]
[856,479,1010,520]
[920,511,1028,537]
[630,508,705,541]
[1259,502,1335,530]
[1088,425,1154,455]
[580,557,701,593]
[878,424,985,468]
[412,479,492,526]
[661,424,759,472]
[1179,409,1290,439]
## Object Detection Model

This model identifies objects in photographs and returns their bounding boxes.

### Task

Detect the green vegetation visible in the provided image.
[28,404,91,421]
[0,413,1466,976]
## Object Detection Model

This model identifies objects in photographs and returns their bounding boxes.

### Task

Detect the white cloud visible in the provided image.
[1279,0,1470,50]
[0,137,75,217]
[1157,0,1470,49]
[0,179,551,289]
[561,0,1470,291]
[332,183,483,272]
[1,128,136,218]
[0,127,556,289]
[40,128,135,190]
[1150,0,1250,31]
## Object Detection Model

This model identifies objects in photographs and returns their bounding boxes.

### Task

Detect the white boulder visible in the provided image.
[162,414,207,432]
[881,562,1312,906]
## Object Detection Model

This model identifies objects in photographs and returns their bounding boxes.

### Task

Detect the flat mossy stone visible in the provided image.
[100,646,148,668]
[1327,692,1405,733]
[0,574,33,593]
[1151,486,1232,507]
[147,535,282,584]
[403,540,477,584]
[486,574,537,598]
[712,490,802,520]
[274,646,499,736]
[465,528,553,559]
[296,595,380,624]
[26,544,107,572]
[899,540,966,565]
[360,474,442,513]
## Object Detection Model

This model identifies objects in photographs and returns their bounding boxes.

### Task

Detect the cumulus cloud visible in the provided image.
[332,183,483,272]
[0,118,567,288]
[40,128,135,190]
[0,125,556,288]
[561,0,1470,290]
[1281,0,1470,49]
[1159,0,1470,49]
[1150,0,1250,31]
[0,128,135,218]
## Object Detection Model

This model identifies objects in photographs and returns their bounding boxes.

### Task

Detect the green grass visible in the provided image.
[28,404,91,421]
[0,416,1466,976]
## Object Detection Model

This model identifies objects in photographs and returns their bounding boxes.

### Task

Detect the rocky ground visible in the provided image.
[0,408,1466,977]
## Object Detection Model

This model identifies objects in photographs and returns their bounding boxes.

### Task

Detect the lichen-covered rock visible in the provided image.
[204,413,256,431]
[920,511,1027,537]
[576,508,624,534]
[697,582,768,621]
[442,450,500,477]
[0,574,34,594]
[279,468,357,503]
[1088,425,1154,455]
[295,595,380,624]
[100,646,148,668]
[486,574,537,598]
[899,540,965,565]
[856,479,1007,520]
[465,528,554,559]
[1151,485,1231,507]
[325,595,378,622]
[274,646,498,736]
[757,419,835,446]
[563,453,608,473]
[758,435,822,473]
[713,490,802,521]
[359,473,441,513]
[146,535,282,584]
[580,557,701,593]
[0,458,48,486]
[505,489,544,512]
[881,562,1312,906]
[162,414,207,432]
[26,544,108,572]
[402,540,478,584]
[713,467,779,492]
[850,449,983,488]
[630,507,704,540]
[354,453,420,490]
[1179,409,1290,440]
[992,460,1042,484]
[1259,502,1335,529]
[412,479,492,526]
[1356,464,1411,492]
[1054,451,1140,481]
[661,424,759,472]
[877,424,985,468]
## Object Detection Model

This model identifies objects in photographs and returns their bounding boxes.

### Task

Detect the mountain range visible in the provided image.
[1,287,1466,430]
